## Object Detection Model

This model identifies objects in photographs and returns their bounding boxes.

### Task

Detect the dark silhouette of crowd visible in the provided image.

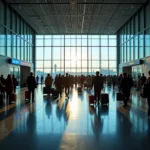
[0,74,18,104]
[1,70,150,117]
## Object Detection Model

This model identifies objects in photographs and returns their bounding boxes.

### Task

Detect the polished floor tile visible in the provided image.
[0,84,150,150]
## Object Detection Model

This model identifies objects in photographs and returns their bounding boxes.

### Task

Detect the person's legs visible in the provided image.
[32,90,35,102]
[14,86,16,93]
[123,94,127,107]
[147,97,150,116]
[28,89,32,101]
[98,89,101,105]
[124,95,128,106]
[94,88,97,101]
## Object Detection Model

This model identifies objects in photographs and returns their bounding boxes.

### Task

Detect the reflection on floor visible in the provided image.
[0,84,150,150]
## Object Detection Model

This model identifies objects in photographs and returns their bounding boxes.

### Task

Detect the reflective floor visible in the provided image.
[0,84,150,150]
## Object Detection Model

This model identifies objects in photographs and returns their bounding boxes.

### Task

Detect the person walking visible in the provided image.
[41,75,43,84]
[0,75,6,96]
[5,74,14,104]
[64,73,70,98]
[36,75,39,85]
[119,73,133,107]
[140,73,147,86]
[45,74,53,95]
[12,75,18,93]
[26,72,37,102]
[146,71,150,116]
[55,74,63,97]
[92,71,104,105]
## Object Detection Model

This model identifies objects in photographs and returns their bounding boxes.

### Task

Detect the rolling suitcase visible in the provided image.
[84,83,87,89]
[77,87,82,94]
[25,91,30,100]
[116,92,123,101]
[101,93,109,105]
[53,89,59,98]
[43,87,48,94]
[0,94,4,106]
[89,95,95,105]
[11,93,17,102]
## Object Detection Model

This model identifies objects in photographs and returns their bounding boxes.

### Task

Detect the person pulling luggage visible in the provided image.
[119,73,133,107]
[45,74,53,95]
[92,71,104,105]
[26,72,37,102]
[5,74,14,104]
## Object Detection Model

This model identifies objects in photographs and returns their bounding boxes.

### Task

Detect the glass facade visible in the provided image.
[0,0,35,63]
[119,1,150,63]
[36,35,117,78]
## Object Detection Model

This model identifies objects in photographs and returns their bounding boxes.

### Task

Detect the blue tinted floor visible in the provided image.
[0,85,150,150]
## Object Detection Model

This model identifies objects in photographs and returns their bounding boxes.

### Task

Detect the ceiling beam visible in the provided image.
[7,2,145,5]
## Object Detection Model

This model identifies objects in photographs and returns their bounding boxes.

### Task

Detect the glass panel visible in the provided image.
[82,47,87,60]
[44,47,51,60]
[101,47,108,60]
[109,47,116,60]
[92,47,99,60]
[92,61,99,68]
[35,35,117,76]
[36,47,43,60]
[36,39,43,46]
[44,61,51,68]
[101,61,108,68]
[45,38,51,46]
[53,47,61,60]
[36,61,44,68]
[109,61,116,68]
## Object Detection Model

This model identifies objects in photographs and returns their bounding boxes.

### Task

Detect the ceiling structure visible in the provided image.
[5,0,147,35]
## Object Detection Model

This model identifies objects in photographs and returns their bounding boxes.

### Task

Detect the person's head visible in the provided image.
[12,74,15,78]
[47,74,50,76]
[7,74,11,80]
[1,75,3,78]
[30,72,33,76]
[148,71,150,76]
[96,71,99,76]
[142,73,144,76]
[123,73,127,78]
[66,73,68,76]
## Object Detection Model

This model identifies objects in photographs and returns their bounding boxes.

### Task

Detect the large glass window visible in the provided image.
[36,35,117,77]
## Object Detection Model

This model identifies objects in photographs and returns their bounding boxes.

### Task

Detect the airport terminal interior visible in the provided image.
[0,0,150,149]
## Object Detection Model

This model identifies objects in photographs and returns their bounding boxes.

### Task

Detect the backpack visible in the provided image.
[140,83,150,98]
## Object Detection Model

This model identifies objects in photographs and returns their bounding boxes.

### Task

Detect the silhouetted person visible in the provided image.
[5,74,14,104]
[45,74,53,94]
[36,75,39,84]
[140,73,147,85]
[64,73,70,98]
[119,73,133,107]
[118,74,123,87]
[55,74,63,97]
[92,71,104,105]
[146,71,150,116]
[0,75,6,95]
[26,72,37,102]
[12,75,18,93]
[41,75,43,84]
